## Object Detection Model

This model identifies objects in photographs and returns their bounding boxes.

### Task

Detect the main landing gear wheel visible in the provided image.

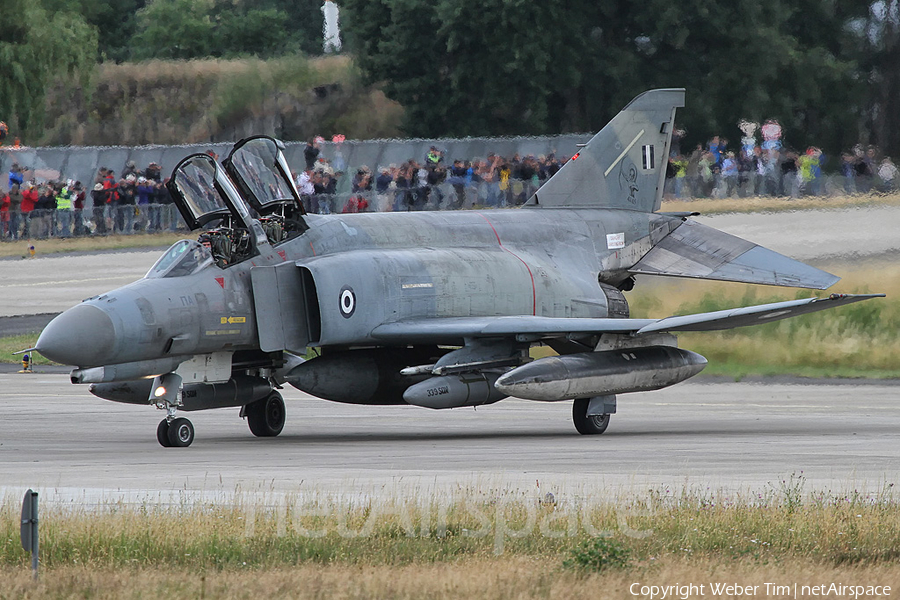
[246,391,285,437]
[572,398,611,435]
[157,419,173,447]
[166,417,195,447]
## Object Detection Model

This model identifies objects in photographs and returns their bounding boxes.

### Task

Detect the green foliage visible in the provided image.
[341,0,871,153]
[128,0,313,61]
[42,0,145,62]
[563,537,631,572]
[0,0,97,140]
[131,0,216,60]
[217,7,290,58]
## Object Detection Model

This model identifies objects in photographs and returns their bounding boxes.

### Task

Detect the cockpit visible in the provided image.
[164,136,308,269]
[146,240,215,279]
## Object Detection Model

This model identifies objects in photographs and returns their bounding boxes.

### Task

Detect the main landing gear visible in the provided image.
[572,397,612,435]
[243,391,286,437]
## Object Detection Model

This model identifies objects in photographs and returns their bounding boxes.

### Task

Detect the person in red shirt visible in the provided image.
[0,192,9,238]
[20,182,38,238]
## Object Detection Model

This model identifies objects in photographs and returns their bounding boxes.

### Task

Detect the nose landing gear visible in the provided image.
[152,372,196,447]
[157,416,195,447]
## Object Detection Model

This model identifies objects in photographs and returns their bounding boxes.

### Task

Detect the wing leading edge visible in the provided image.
[370,294,883,343]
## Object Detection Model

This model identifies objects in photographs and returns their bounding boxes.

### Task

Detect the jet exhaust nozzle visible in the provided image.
[403,372,506,409]
[494,346,707,401]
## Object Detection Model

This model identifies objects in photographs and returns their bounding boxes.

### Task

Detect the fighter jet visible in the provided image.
[34,89,882,447]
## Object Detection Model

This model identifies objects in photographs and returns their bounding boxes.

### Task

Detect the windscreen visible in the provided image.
[145,240,214,279]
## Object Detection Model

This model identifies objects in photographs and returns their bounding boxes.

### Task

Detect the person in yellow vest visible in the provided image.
[797,147,820,197]
[55,180,74,238]
[498,162,511,207]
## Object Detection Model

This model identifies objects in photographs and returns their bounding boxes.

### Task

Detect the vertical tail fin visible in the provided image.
[526,89,684,212]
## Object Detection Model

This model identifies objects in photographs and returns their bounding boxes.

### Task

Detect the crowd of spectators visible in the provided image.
[1,160,180,240]
[3,129,900,240]
[294,137,566,215]
[664,123,900,201]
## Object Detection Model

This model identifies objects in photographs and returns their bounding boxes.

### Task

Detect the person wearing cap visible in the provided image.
[116,174,137,234]
[122,160,139,180]
[136,176,155,232]
[144,162,162,182]
[91,182,108,235]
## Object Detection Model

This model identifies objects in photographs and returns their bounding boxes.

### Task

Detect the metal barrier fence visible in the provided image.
[0,134,588,196]
[2,170,889,242]
[1,205,185,241]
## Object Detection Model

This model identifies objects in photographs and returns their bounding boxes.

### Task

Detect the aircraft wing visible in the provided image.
[629,219,841,289]
[370,294,882,342]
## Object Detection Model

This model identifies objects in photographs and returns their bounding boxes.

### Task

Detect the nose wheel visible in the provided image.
[157,417,195,447]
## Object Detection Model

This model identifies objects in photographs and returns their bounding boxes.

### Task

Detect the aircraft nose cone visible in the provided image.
[36,304,116,367]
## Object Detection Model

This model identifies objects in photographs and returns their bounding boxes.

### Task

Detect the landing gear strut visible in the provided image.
[153,372,196,447]
[572,397,612,435]
[245,391,285,437]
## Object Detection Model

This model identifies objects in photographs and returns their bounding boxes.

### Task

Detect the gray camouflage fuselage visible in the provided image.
[33,89,882,445]
[41,206,665,373]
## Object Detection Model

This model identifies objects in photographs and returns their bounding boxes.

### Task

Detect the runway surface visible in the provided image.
[0,249,161,318]
[1,372,897,505]
[1,207,897,506]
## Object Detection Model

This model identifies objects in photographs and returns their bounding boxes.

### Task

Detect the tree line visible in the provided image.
[341,0,900,159]
[2,0,899,160]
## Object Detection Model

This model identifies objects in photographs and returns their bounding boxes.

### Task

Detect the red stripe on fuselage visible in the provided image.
[475,212,536,316]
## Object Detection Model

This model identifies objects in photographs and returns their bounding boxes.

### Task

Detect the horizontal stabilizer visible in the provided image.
[629,220,840,289]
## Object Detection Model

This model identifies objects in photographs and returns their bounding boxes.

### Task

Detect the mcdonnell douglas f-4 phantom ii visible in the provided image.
[33,89,882,447]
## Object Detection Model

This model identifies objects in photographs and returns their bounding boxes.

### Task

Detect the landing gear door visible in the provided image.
[251,263,309,353]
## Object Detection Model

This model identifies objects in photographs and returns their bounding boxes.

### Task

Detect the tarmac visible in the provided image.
[1,371,897,506]
[0,208,897,507]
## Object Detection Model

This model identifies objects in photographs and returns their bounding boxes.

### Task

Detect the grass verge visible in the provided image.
[0,233,184,259]
[0,334,52,365]
[660,190,900,215]
[1,559,898,600]
[2,480,900,598]
[627,259,900,380]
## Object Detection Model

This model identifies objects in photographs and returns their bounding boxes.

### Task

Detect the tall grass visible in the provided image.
[660,190,900,215]
[629,261,900,378]
[3,480,900,570]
